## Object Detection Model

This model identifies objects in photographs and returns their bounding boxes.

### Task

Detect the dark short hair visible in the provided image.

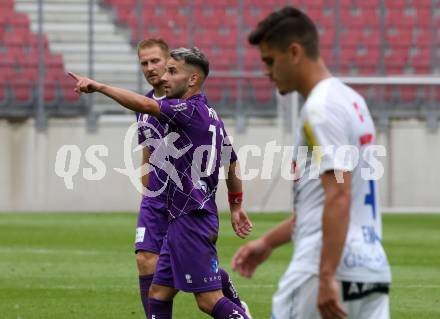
[169,47,210,79]
[248,6,319,59]
[137,38,169,55]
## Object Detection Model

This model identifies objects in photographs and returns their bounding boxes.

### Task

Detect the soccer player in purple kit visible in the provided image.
[69,47,252,318]
[134,39,251,318]
[134,38,170,318]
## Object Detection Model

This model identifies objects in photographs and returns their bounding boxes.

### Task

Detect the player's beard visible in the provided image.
[146,74,161,87]
[165,83,187,99]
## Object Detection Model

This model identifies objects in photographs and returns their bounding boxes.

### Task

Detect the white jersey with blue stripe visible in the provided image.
[291,77,391,283]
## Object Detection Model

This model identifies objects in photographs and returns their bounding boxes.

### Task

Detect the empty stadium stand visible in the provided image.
[0,0,86,115]
[99,0,438,117]
[15,0,145,114]
[1,0,438,121]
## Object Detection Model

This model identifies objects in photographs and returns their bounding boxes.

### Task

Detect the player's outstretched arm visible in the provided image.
[318,170,350,319]
[68,72,160,116]
[231,215,295,278]
[226,161,252,239]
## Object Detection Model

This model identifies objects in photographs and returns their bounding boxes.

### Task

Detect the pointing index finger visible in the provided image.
[68,72,80,81]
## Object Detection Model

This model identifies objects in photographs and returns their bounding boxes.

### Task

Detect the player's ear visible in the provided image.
[188,72,199,87]
[288,42,302,65]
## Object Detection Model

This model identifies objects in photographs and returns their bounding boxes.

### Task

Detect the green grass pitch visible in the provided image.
[0,213,439,318]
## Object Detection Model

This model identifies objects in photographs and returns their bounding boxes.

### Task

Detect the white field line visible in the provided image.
[4,284,440,290]
[0,247,122,256]
[237,284,440,289]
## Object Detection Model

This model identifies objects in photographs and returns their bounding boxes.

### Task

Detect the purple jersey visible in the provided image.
[136,90,168,200]
[157,93,237,219]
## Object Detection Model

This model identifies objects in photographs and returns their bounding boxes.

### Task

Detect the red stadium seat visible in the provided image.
[305,0,337,8]
[415,9,432,27]
[385,29,412,47]
[340,29,363,48]
[319,28,335,48]
[308,9,335,29]
[0,51,16,67]
[339,0,381,8]
[340,10,380,28]
[46,53,64,71]
[44,78,59,104]
[386,0,406,9]
[0,6,77,109]
[400,87,418,102]
[0,13,31,35]
[409,49,432,74]
[414,32,431,47]
[244,8,273,29]
[202,48,234,71]
[244,49,264,72]
[243,0,287,7]
[10,78,34,104]
[193,7,238,28]
[10,13,30,29]
[0,0,13,14]
[361,30,381,47]
[24,33,49,52]
[204,78,224,103]
[385,11,417,27]
[384,48,408,74]
[320,48,336,68]
[61,82,81,102]
[249,78,273,103]
[0,81,8,105]
[194,0,236,5]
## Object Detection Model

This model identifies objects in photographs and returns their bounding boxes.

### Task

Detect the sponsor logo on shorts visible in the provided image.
[185,274,192,284]
[210,259,219,274]
[204,275,221,283]
[342,281,390,301]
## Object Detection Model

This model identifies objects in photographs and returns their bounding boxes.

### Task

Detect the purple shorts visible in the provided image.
[135,196,168,254]
[152,210,223,293]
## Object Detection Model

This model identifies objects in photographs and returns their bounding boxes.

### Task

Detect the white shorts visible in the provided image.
[272,272,390,319]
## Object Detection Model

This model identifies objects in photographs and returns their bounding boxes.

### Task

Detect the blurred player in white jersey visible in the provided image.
[232,6,391,319]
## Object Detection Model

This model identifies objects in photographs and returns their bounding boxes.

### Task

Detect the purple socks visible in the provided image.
[211,297,249,319]
[148,298,173,319]
[139,275,154,317]
[219,268,242,308]
[144,269,243,318]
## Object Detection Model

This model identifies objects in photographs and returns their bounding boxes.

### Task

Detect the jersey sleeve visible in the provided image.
[304,104,355,175]
[159,98,195,127]
[220,127,237,166]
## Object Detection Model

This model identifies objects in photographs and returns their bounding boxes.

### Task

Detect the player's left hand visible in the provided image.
[231,207,253,239]
[317,276,347,319]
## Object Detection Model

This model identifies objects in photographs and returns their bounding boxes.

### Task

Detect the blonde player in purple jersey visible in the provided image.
[232,6,391,319]
[69,47,253,319]
[134,38,170,318]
